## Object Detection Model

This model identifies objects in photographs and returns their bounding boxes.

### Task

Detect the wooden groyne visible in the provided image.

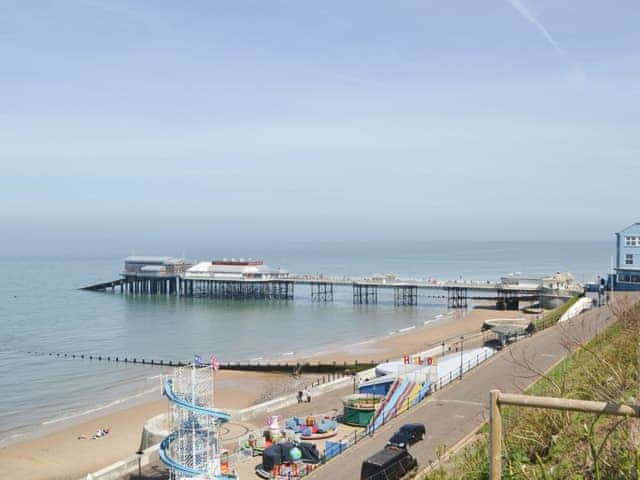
[26,350,187,367]
[24,350,376,373]
[219,360,377,374]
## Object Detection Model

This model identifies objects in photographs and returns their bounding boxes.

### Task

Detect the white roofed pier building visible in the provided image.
[181,259,293,299]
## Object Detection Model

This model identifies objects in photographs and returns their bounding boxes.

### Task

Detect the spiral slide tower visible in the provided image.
[160,365,237,479]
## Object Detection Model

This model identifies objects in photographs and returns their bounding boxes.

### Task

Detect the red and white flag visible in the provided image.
[210,356,220,371]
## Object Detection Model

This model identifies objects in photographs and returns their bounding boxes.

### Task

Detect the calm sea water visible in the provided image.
[0,241,610,446]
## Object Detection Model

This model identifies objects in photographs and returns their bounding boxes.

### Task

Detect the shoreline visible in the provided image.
[0,369,310,480]
[0,304,534,479]
[237,306,466,366]
[288,301,528,365]
[1,302,454,449]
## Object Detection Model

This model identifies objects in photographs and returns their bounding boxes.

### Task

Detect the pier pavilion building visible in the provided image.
[181,259,293,299]
[121,256,192,295]
[123,256,192,275]
[613,223,640,291]
[185,258,288,281]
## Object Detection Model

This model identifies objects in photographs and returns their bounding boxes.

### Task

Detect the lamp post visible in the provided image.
[459,336,464,379]
[136,449,144,478]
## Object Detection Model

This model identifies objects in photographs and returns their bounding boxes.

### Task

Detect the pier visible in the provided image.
[83,274,541,310]
[81,257,577,310]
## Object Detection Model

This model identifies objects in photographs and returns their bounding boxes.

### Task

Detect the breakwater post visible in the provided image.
[23,351,376,373]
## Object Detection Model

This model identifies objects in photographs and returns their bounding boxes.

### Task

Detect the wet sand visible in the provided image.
[0,305,533,479]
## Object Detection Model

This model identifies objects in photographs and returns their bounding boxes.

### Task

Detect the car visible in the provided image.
[386,423,426,449]
[361,446,418,480]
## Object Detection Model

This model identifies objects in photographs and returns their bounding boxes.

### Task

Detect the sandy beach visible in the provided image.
[298,303,533,364]
[0,305,534,479]
[0,370,308,480]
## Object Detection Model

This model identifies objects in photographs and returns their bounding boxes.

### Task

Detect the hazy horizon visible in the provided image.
[0,237,613,262]
[2,1,639,256]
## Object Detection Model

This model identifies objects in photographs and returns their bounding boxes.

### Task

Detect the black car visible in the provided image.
[361,446,418,480]
[386,423,426,449]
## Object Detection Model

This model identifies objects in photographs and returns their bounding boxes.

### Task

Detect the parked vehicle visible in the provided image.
[386,423,426,449]
[360,446,417,480]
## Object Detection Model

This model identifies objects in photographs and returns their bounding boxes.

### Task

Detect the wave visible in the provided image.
[353,339,375,346]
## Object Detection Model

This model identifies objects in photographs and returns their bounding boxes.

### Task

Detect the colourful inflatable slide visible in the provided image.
[369,378,415,432]
[396,382,422,415]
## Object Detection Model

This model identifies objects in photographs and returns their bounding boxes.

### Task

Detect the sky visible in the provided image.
[1,0,639,256]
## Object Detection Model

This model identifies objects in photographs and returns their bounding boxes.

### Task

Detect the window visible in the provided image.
[625,254,634,265]
[625,236,640,247]
[632,275,640,283]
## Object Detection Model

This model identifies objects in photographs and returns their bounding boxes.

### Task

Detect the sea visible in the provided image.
[0,240,611,447]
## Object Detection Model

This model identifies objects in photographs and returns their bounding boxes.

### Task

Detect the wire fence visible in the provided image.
[430,348,496,393]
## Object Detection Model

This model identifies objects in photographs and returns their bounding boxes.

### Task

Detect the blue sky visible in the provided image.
[1,0,639,254]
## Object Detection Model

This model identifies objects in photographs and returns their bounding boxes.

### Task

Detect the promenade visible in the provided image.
[309,297,634,479]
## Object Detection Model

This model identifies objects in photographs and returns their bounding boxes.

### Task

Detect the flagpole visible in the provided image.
[210,355,219,403]
[191,360,196,468]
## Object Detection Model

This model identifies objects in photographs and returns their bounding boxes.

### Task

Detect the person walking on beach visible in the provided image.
[297,390,303,403]
[305,388,311,403]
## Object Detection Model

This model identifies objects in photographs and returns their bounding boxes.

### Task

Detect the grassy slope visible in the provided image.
[534,295,581,331]
[425,300,640,480]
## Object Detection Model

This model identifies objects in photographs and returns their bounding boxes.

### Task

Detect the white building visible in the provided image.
[183,259,288,281]
[122,256,192,277]
[499,274,543,290]
[614,222,640,290]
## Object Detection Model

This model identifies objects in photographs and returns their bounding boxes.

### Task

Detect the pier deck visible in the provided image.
[82,272,549,310]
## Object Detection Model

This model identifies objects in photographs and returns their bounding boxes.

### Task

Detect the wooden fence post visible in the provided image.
[490,389,502,480]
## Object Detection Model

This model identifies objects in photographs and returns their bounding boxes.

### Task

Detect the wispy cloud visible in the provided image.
[505,0,563,54]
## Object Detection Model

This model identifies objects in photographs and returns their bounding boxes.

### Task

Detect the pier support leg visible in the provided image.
[447,287,468,308]
[394,286,418,306]
[353,284,377,304]
[311,283,334,302]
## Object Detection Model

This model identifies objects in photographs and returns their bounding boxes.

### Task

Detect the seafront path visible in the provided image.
[309,295,636,480]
